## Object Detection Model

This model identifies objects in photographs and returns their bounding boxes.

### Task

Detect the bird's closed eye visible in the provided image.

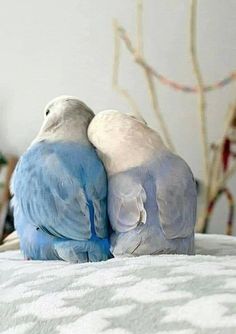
[46,109,50,116]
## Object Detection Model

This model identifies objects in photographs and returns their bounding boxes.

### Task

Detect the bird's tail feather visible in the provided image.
[54,238,111,263]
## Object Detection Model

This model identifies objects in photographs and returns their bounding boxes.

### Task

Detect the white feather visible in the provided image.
[88,110,167,175]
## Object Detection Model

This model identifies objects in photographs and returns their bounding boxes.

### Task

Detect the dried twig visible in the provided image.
[112,20,143,120]
[136,0,143,56]
[144,67,175,151]
[190,0,209,182]
[116,25,235,93]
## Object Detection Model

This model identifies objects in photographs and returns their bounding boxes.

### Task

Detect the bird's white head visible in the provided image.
[33,95,94,145]
[88,110,166,175]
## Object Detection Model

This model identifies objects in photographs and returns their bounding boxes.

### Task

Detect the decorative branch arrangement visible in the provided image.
[0,155,18,242]
[112,0,236,234]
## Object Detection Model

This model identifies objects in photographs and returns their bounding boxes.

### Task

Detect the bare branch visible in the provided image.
[190,0,209,183]
[143,68,175,151]
[112,20,143,121]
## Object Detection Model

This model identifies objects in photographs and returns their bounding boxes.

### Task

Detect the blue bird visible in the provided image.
[88,110,197,257]
[11,96,110,262]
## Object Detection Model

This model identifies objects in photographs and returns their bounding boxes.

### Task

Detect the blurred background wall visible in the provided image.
[0,0,235,234]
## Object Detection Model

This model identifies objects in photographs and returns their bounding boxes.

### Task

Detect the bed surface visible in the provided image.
[0,233,236,334]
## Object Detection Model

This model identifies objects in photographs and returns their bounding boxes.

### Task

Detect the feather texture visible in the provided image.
[88,110,197,256]
[12,141,108,241]
[11,96,110,262]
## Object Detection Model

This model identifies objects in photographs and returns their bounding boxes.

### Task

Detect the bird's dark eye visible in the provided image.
[46,109,50,116]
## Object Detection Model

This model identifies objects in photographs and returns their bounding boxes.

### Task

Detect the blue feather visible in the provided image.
[109,151,197,256]
[12,141,110,262]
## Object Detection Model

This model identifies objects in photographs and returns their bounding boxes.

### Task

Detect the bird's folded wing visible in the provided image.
[11,143,92,240]
[156,154,197,239]
[83,153,109,239]
[108,175,147,233]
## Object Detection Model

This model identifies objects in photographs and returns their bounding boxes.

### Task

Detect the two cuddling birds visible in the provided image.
[11,96,197,262]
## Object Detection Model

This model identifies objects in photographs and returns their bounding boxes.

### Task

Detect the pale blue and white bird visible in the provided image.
[88,110,197,257]
[11,96,110,262]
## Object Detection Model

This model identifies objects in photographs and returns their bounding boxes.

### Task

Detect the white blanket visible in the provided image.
[0,233,236,334]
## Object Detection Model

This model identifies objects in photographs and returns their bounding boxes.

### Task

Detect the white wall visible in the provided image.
[0,0,235,234]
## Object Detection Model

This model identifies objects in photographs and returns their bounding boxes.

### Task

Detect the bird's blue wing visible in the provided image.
[14,206,110,262]
[55,142,109,239]
[14,207,61,260]
[155,153,197,239]
[83,154,109,239]
[11,141,108,241]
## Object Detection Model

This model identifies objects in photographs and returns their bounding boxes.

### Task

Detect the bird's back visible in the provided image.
[109,151,196,256]
[12,141,108,241]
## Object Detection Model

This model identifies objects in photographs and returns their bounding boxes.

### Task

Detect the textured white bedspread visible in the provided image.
[0,233,236,334]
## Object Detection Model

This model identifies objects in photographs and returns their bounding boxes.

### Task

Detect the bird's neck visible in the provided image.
[32,118,91,146]
[98,145,158,176]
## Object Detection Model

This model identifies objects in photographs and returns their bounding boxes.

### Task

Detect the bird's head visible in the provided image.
[33,95,94,144]
[43,95,94,121]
